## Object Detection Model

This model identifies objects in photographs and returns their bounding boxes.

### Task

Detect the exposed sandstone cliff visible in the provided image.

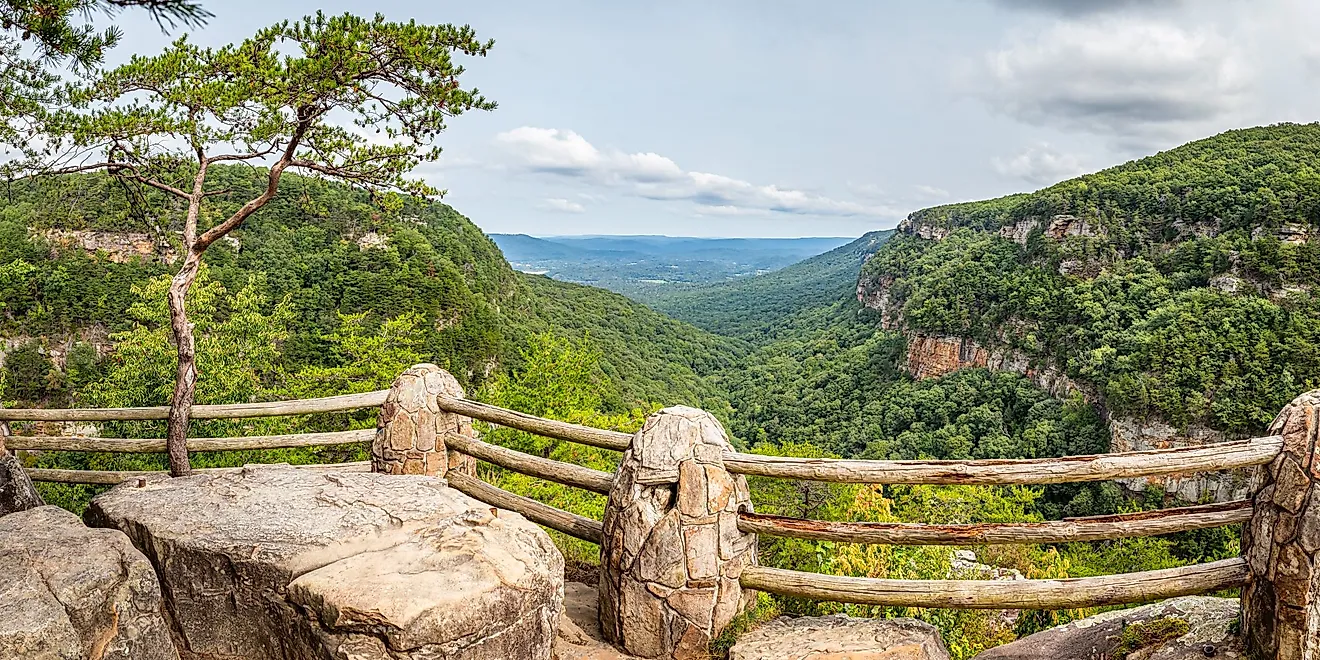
[856,275,1251,502]
[43,229,177,263]
[902,333,1084,400]
[0,325,114,371]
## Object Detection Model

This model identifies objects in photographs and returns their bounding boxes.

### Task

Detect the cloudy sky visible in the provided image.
[108,0,1320,237]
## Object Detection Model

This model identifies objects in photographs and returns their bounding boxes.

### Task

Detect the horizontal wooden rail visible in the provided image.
[437,396,633,451]
[0,391,388,422]
[446,470,604,544]
[7,429,375,453]
[739,558,1249,610]
[25,461,372,485]
[724,435,1283,485]
[444,433,615,495]
[737,500,1253,546]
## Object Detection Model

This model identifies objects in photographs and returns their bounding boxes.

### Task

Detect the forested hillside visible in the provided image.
[861,123,1320,440]
[650,230,893,337]
[0,169,735,414]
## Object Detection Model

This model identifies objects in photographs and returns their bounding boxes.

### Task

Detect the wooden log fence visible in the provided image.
[436,395,633,451]
[9,364,1308,657]
[0,390,388,422]
[738,558,1251,610]
[443,431,615,495]
[446,470,604,543]
[722,435,1283,484]
[7,429,375,453]
[737,500,1254,546]
[26,461,372,485]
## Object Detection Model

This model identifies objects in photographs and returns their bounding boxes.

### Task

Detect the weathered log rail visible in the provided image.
[723,436,1283,484]
[740,558,1252,610]
[436,395,633,451]
[26,461,372,485]
[5,363,1307,658]
[0,390,388,422]
[736,500,1255,546]
[7,428,375,454]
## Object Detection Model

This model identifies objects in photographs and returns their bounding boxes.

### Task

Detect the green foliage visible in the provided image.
[861,124,1320,435]
[26,12,494,203]
[0,1,207,69]
[0,168,736,410]
[652,230,893,338]
[1112,618,1190,659]
[475,333,647,567]
[864,228,1320,434]
[3,340,55,401]
[513,274,741,411]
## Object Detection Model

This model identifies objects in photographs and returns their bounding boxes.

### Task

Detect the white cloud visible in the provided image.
[495,126,899,218]
[912,185,949,200]
[494,127,602,174]
[540,198,585,213]
[977,18,1250,149]
[992,143,1088,184]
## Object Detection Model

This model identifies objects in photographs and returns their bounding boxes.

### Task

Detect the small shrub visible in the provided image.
[1112,617,1190,659]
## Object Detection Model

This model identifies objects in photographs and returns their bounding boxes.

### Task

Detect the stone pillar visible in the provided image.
[1242,390,1320,660]
[599,406,758,659]
[372,364,475,477]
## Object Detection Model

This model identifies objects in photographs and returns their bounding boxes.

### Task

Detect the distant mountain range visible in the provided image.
[649,230,894,337]
[489,234,852,302]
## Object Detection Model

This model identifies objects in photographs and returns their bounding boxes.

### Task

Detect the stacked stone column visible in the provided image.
[600,406,758,659]
[372,364,475,477]
[1242,389,1320,659]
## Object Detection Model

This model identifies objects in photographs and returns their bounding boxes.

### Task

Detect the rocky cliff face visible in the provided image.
[0,325,114,371]
[903,333,1084,400]
[42,229,177,263]
[857,220,1255,502]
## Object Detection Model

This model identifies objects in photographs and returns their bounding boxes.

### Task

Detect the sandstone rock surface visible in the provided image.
[87,464,564,660]
[972,596,1242,660]
[555,581,640,660]
[1242,389,1320,659]
[374,363,475,476]
[729,614,950,660]
[600,406,758,658]
[0,505,178,660]
[0,451,44,516]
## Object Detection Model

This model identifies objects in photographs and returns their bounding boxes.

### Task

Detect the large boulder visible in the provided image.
[86,464,564,660]
[0,451,44,516]
[972,596,1242,660]
[0,505,178,660]
[729,614,951,660]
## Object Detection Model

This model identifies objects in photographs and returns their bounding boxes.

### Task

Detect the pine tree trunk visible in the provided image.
[165,252,202,477]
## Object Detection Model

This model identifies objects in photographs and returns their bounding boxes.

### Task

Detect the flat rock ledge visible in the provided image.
[729,614,951,660]
[972,596,1243,660]
[86,464,565,660]
[0,505,178,660]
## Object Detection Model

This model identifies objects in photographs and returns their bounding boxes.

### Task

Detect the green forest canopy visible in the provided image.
[862,123,1320,435]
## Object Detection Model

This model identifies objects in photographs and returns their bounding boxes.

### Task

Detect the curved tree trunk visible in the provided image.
[165,252,203,477]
